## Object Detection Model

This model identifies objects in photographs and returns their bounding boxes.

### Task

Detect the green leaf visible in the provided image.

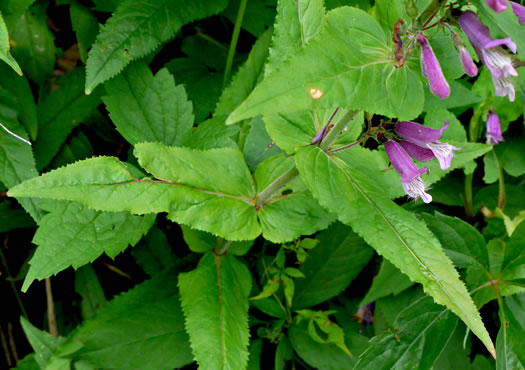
[247,338,263,370]
[424,80,483,111]
[57,267,193,369]
[243,117,282,171]
[228,7,424,124]
[0,11,22,75]
[103,61,193,146]
[251,276,280,300]
[5,9,55,84]
[255,154,335,243]
[178,253,251,370]
[355,296,458,369]
[185,116,240,150]
[424,108,468,143]
[0,0,36,16]
[74,265,106,320]
[0,200,35,232]
[293,222,373,309]
[215,28,273,116]
[371,0,406,35]
[497,293,525,369]
[361,258,414,306]
[275,335,294,370]
[295,145,496,357]
[496,136,525,178]
[265,0,324,76]
[223,0,276,37]
[131,225,178,275]
[34,68,103,170]
[50,131,94,170]
[22,200,153,291]
[181,225,253,255]
[9,145,261,241]
[70,3,99,64]
[289,319,369,369]
[20,316,65,369]
[85,0,229,94]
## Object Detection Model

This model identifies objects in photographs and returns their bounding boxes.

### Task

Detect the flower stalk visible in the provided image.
[319,110,360,151]
[255,167,299,209]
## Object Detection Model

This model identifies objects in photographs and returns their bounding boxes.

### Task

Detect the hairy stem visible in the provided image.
[256,167,300,209]
[319,110,359,151]
[223,0,248,87]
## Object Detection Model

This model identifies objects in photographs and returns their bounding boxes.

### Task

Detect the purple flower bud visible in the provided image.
[384,140,432,203]
[486,109,504,145]
[459,47,478,77]
[311,125,328,144]
[511,1,525,24]
[486,0,508,12]
[395,121,460,170]
[417,34,450,99]
[459,11,518,101]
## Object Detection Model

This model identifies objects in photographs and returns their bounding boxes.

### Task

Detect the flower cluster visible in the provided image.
[416,9,520,102]
[385,121,460,203]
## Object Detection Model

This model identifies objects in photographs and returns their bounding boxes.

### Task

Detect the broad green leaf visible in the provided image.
[474,184,525,219]
[263,108,364,154]
[131,225,178,275]
[0,0,35,16]
[22,200,154,291]
[165,58,223,123]
[424,108,468,143]
[13,354,39,370]
[275,335,294,370]
[265,0,324,76]
[371,0,406,35]
[295,145,496,357]
[5,9,55,84]
[0,201,35,232]
[91,0,122,12]
[293,222,373,308]
[247,338,263,370]
[428,31,465,81]
[20,316,65,369]
[497,293,525,369]
[57,267,193,369]
[355,296,458,370]
[103,62,193,146]
[34,68,103,170]
[255,154,335,243]
[178,253,252,370]
[70,3,99,64]
[470,0,525,59]
[496,136,525,178]
[74,265,106,320]
[223,0,276,37]
[0,107,43,222]
[9,145,261,240]
[185,117,240,150]
[243,117,282,171]
[424,80,483,111]
[0,12,22,75]
[85,0,229,94]
[484,151,499,184]
[0,63,38,140]
[361,258,414,306]
[181,225,253,255]
[228,7,424,124]
[50,131,93,170]
[289,319,369,370]
[215,28,273,116]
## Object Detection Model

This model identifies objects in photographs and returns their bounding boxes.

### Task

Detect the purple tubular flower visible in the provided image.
[384,140,432,203]
[511,2,525,24]
[486,0,508,12]
[459,11,518,101]
[459,47,478,77]
[395,121,460,170]
[417,34,450,99]
[399,140,436,162]
[311,125,328,144]
[486,109,504,145]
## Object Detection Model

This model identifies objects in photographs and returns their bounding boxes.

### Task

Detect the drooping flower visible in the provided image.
[486,109,504,145]
[384,140,432,203]
[486,0,508,12]
[459,11,518,101]
[459,46,479,77]
[511,1,525,24]
[417,34,450,99]
[395,121,460,170]
[399,140,436,162]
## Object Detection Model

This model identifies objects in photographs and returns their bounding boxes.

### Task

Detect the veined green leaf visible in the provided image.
[355,296,458,370]
[103,61,193,146]
[497,293,525,369]
[22,201,155,292]
[228,7,424,124]
[295,145,496,357]
[131,225,178,275]
[56,267,193,369]
[293,222,373,309]
[70,3,99,64]
[34,68,103,170]
[265,0,325,76]
[75,265,106,320]
[178,253,252,370]
[0,11,22,75]
[9,145,261,241]
[20,317,66,369]
[0,0,35,16]
[85,0,229,94]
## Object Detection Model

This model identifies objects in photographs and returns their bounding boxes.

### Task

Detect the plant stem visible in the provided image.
[0,243,28,319]
[319,110,359,151]
[493,149,506,210]
[215,239,233,256]
[327,135,368,154]
[464,173,474,219]
[223,0,247,88]
[45,278,58,338]
[256,167,300,209]
[417,0,447,27]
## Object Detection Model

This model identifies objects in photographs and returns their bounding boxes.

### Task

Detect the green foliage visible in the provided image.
[178,253,251,370]
[0,11,22,75]
[85,0,229,94]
